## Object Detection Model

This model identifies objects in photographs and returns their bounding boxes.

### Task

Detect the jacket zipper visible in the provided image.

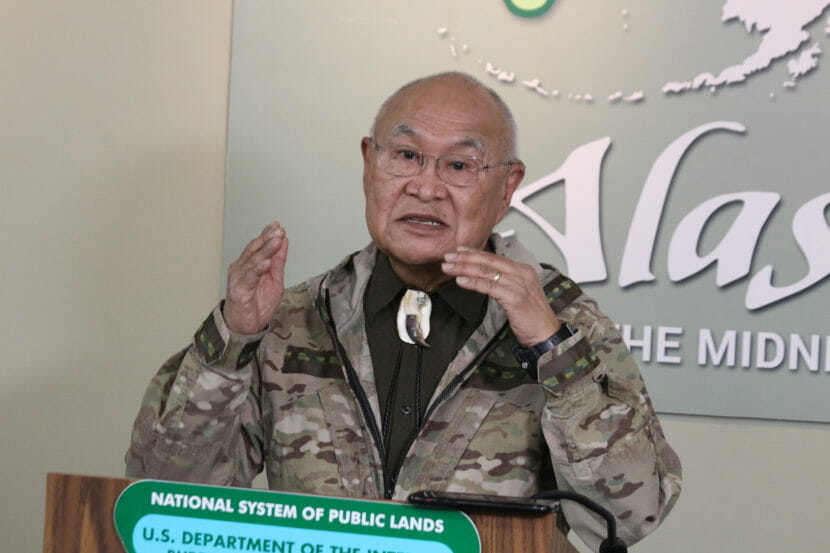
[317,263,558,499]
[386,322,510,498]
[321,290,387,490]
[321,279,512,499]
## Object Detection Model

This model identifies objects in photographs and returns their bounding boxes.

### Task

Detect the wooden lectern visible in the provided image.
[43,473,578,553]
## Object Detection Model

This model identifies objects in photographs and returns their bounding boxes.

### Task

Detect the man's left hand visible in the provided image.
[441,247,561,347]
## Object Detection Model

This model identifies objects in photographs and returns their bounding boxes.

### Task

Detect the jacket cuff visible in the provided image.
[537,333,600,393]
[192,302,266,369]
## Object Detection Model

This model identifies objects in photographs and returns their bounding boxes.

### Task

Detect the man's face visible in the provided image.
[362,78,525,275]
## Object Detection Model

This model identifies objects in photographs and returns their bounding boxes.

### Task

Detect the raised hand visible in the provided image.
[441,246,560,347]
[223,222,289,335]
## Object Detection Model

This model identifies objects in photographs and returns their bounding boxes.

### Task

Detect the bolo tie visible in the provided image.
[396,289,431,348]
[383,289,432,446]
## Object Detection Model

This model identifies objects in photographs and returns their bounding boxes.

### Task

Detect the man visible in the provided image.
[126,72,681,551]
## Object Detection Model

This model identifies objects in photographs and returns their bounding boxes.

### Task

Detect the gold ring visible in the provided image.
[492,272,501,282]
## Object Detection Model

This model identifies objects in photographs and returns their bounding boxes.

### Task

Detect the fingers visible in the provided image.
[441,247,533,297]
[441,246,560,346]
[239,222,285,266]
[224,222,289,335]
[255,233,289,288]
[232,222,286,286]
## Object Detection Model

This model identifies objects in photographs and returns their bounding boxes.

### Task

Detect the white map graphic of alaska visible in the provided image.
[664,0,830,93]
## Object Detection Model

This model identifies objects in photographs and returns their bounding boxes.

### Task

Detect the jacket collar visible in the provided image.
[307,235,555,421]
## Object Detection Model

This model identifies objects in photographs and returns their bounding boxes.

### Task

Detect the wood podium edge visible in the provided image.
[43,473,133,553]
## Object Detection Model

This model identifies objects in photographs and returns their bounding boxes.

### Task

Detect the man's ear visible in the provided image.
[361,137,372,163]
[497,161,525,220]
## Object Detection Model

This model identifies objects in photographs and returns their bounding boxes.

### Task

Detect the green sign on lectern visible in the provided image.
[114,481,480,553]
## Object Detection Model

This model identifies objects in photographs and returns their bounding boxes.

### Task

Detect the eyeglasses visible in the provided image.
[371,139,518,188]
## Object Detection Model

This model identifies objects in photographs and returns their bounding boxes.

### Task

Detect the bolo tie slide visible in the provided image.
[396,289,431,348]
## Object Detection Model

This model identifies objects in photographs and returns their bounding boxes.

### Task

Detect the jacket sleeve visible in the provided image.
[536,295,682,552]
[125,303,267,487]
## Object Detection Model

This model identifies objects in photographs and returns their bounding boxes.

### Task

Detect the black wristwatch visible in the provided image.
[513,323,577,375]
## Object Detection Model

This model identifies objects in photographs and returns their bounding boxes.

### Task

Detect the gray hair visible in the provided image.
[370,71,518,160]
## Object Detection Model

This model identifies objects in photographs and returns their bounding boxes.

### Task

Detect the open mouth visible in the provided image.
[400,215,447,227]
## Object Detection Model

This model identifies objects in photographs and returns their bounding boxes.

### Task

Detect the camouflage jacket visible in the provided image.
[126,235,681,551]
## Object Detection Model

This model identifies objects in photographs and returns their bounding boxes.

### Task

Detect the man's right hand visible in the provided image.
[223,221,289,335]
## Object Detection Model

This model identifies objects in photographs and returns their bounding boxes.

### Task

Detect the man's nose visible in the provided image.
[405,155,448,200]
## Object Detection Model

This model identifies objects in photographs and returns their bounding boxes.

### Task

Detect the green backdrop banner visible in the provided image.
[223,1,829,422]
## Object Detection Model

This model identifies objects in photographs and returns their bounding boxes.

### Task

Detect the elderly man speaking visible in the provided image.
[126,72,681,552]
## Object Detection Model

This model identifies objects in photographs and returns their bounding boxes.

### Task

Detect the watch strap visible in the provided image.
[513,323,576,375]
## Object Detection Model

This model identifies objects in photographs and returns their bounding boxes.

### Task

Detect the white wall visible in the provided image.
[0,3,232,552]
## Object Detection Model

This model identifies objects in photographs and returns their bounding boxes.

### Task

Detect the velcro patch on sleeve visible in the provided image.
[282,346,344,379]
[539,338,600,391]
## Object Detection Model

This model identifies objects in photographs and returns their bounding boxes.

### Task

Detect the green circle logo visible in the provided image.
[503,0,556,17]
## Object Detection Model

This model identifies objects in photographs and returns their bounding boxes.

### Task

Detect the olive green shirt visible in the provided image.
[364,252,487,493]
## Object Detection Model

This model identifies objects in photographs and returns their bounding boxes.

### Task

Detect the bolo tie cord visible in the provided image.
[415,345,423,428]
[381,343,405,446]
